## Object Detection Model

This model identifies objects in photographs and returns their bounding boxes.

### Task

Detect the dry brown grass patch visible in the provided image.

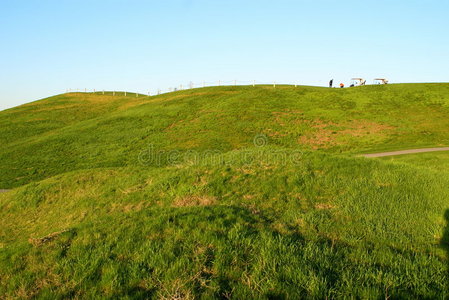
[237,167,255,175]
[162,91,238,103]
[271,110,304,126]
[193,176,208,187]
[315,203,337,210]
[172,195,216,207]
[123,202,147,213]
[298,119,395,149]
[28,230,69,247]
[119,183,148,195]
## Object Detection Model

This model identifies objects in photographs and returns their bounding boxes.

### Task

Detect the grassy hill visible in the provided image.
[0,84,448,298]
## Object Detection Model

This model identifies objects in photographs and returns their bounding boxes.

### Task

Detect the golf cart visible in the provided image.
[374,78,389,85]
[350,78,367,87]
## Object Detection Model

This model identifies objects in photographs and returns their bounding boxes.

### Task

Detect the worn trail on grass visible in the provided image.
[362,147,449,158]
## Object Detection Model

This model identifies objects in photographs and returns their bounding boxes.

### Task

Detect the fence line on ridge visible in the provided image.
[64,80,309,97]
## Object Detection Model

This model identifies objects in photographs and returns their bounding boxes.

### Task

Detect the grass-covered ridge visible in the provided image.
[0,84,449,298]
[2,83,449,188]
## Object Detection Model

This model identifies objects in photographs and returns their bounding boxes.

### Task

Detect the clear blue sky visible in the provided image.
[1,0,448,110]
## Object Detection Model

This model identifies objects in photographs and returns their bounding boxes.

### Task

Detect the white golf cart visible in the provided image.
[374,78,389,85]
[350,78,367,87]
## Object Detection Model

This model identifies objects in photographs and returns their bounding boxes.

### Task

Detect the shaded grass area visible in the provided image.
[1,207,445,299]
[444,210,449,295]
[2,83,449,188]
[0,150,448,298]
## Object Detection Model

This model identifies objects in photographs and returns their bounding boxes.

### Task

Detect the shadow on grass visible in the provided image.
[443,210,449,294]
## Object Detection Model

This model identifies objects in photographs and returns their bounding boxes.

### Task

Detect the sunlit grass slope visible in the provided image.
[0,84,449,298]
[0,150,448,298]
[380,150,449,172]
[2,83,449,188]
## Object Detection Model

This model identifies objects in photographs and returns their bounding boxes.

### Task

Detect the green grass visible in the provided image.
[2,84,449,188]
[0,84,449,298]
[380,151,449,172]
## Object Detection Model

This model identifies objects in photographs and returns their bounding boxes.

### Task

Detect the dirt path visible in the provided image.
[0,189,10,193]
[362,147,449,158]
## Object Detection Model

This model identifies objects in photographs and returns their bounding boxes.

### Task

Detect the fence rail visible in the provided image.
[64,80,309,97]
[65,79,390,97]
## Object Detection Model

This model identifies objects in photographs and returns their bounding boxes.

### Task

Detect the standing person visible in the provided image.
[340,83,344,88]
[329,79,333,88]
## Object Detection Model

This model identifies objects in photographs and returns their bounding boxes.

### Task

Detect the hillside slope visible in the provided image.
[0,149,448,298]
[0,84,449,298]
[1,83,449,188]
